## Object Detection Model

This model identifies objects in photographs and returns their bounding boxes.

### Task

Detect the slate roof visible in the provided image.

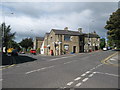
[83,33,100,38]
[35,37,44,41]
[52,29,100,38]
[52,29,82,36]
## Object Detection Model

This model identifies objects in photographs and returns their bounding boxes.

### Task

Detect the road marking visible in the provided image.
[85,71,90,74]
[25,65,54,74]
[81,73,86,76]
[90,67,96,71]
[93,72,97,74]
[88,73,94,77]
[74,77,81,81]
[75,82,82,87]
[101,52,118,67]
[96,72,119,77]
[67,82,74,86]
[0,64,16,70]
[0,79,3,81]
[82,78,89,82]
[110,58,116,61]
[64,61,73,64]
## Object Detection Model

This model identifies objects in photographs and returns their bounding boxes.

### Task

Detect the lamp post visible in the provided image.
[1,2,14,53]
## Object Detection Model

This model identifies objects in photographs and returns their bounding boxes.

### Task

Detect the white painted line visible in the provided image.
[64,61,73,64]
[74,77,81,81]
[25,66,54,74]
[90,67,96,71]
[96,72,119,77]
[110,58,116,61]
[93,72,97,74]
[81,73,86,76]
[82,78,89,82]
[75,82,82,87]
[88,73,94,77]
[67,82,74,86]
[86,71,90,74]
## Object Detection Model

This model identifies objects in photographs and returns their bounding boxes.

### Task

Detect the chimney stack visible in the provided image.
[64,27,68,30]
[78,28,82,33]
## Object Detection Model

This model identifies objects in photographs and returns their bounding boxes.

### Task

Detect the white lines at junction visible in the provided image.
[25,65,55,74]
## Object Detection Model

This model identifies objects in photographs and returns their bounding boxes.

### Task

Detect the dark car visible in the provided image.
[11,49,18,56]
[30,49,36,55]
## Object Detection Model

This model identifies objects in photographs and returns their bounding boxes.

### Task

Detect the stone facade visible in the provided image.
[33,37,44,53]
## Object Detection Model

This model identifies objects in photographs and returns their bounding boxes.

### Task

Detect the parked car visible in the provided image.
[30,49,36,55]
[11,49,18,56]
[103,47,107,51]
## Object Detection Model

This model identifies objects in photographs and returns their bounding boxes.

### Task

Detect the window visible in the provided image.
[64,35,70,41]
[64,45,69,51]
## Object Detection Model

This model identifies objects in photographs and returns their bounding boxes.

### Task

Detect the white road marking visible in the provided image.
[96,72,119,77]
[81,73,86,76]
[75,82,82,87]
[49,56,74,62]
[90,67,96,71]
[67,82,74,86]
[86,71,90,74]
[64,61,73,64]
[74,77,81,81]
[110,58,116,61]
[82,78,89,82]
[88,73,94,77]
[25,65,54,74]
[93,72,97,74]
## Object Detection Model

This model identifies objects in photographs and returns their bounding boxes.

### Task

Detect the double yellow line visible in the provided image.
[0,64,16,70]
[101,52,119,67]
[0,57,16,70]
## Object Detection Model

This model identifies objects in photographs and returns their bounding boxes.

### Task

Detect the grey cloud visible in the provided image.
[1,2,118,42]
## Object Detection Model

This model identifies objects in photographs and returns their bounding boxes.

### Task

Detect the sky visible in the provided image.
[0,2,118,42]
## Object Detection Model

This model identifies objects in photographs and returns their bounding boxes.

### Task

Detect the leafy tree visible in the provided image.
[100,38,106,49]
[19,38,33,51]
[105,9,120,48]
[0,23,16,53]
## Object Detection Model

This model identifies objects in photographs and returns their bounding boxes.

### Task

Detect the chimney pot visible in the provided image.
[78,28,82,33]
[64,27,68,30]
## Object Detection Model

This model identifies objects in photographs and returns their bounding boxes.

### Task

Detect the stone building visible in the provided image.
[43,27,100,56]
[83,31,100,52]
[33,37,44,52]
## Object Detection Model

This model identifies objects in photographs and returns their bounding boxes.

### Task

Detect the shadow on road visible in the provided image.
[2,55,37,66]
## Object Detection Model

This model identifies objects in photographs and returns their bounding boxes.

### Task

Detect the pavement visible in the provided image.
[1,50,119,89]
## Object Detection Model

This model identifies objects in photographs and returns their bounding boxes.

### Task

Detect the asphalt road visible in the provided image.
[2,50,119,89]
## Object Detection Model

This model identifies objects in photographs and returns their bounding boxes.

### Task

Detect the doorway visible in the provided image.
[73,46,76,53]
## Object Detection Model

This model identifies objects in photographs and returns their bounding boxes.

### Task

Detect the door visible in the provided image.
[73,46,76,53]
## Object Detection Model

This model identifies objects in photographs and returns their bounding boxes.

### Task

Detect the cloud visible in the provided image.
[0,2,118,42]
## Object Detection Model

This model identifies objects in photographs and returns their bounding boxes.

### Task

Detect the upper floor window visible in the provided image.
[64,35,70,41]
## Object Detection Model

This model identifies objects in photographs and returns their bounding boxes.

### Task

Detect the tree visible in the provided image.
[105,9,120,48]
[19,38,33,51]
[8,40,21,51]
[100,38,106,49]
[0,23,16,53]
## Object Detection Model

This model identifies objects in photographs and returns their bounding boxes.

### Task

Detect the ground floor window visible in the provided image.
[64,45,69,54]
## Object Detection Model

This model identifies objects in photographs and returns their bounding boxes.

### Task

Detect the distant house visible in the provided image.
[83,31,100,52]
[42,27,100,56]
[33,37,44,53]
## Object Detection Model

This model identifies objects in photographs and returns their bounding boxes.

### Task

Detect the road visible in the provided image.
[2,50,119,89]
